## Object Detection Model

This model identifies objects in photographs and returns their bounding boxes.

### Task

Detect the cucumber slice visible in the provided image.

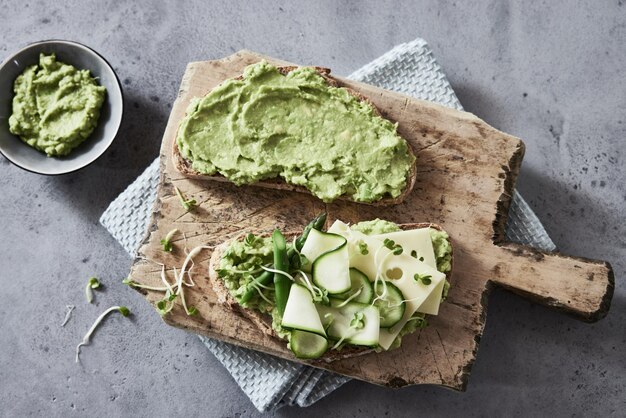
[335,268,374,304]
[318,300,380,347]
[300,229,346,271]
[312,244,351,294]
[290,330,328,359]
[374,281,406,328]
[281,284,326,336]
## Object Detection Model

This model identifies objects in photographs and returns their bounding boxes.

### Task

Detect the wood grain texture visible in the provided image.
[129,51,614,389]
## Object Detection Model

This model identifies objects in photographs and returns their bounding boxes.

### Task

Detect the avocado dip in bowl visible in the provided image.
[0,40,123,175]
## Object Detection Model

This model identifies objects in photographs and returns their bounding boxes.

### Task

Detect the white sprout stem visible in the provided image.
[331,329,359,350]
[386,294,430,309]
[174,266,190,314]
[261,265,296,282]
[174,186,186,205]
[61,305,75,327]
[185,257,196,287]
[405,315,425,323]
[252,280,274,291]
[371,250,395,305]
[76,306,126,363]
[164,228,179,243]
[182,232,191,271]
[175,245,211,315]
[85,282,95,304]
[296,270,317,296]
[252,284,273,305]
[160,264,174,294]
[128,281,171,292]
[323,313,335,331]
[335,288,363,308]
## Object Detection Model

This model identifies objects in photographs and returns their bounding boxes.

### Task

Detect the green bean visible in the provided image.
[272,229,290,316]
[238,213,327,304]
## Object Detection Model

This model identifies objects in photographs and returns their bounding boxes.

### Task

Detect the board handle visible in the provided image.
[490,243,614,322]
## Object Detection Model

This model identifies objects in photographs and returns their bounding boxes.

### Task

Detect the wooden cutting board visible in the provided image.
[129,50,614,389]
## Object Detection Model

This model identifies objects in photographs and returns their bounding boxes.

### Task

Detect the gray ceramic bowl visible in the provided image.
[0,40,123,175]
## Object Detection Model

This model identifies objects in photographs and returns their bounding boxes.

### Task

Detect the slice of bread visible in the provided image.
[207,223,453,363]
[172,65,417,206]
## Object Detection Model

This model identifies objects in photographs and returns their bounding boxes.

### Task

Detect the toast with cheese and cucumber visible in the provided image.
[173,61,417,206]
[208,214,453,361]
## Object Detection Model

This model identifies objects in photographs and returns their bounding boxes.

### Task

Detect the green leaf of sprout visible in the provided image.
[118,306,131,317]
[413,273,432,285]
[244,233,258,247]
[85,277,102,303]
[175,186,197,211]
[187,306,198,316]
[358,240,369,255]
[350,311,365,330]
[160,238,173,252]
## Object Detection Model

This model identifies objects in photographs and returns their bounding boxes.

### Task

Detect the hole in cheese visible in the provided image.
[386,267,403,280]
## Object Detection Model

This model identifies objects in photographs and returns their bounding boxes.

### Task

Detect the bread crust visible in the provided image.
[208,223,453,363]
[172,66,417,206]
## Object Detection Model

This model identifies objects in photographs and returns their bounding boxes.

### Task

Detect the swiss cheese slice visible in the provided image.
[374,229,436,269]
[375,228,444,316]
[328,220,445,350]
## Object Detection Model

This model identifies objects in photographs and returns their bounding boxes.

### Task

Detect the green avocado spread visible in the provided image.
[8,53,106,157]
[176,61,415,203]
[217,219,453,349]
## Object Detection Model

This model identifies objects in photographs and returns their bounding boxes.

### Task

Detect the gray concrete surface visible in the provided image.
[1,0,624,416]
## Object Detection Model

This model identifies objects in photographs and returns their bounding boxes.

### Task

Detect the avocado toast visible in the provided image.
[173,61,417,206]
[208,214,453,362]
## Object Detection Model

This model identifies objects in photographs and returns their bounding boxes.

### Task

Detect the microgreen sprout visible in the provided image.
[85,277,101,304]
[122,277,170,292]
[75,306,131,363]
[244,233,262,247]
[413,273,432,285]
[411,250,417,258]
[406,314,429,329]
[350,311,365,330]
[335,287,363,308]
[331,312,365,350]
[174,186,197,211]
[322,313,335,332]
[173,245,212,316]
[383,238,403,255]
[289,236,308,270]
[61,305,75,327]
[260,265,296,281]
[160,228,179,252]
[313,287,329,306]
[357,240,369,255]
[296,271,328,305]
[129,245,211,317]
